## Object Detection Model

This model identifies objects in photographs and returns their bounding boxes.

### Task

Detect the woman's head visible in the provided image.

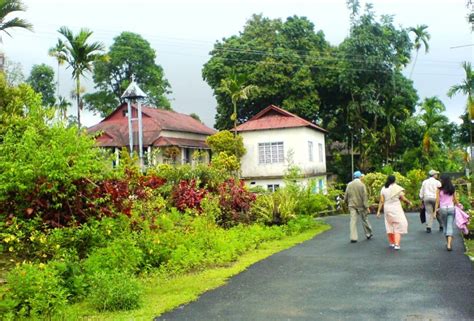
[384,175,396,188]
[439,174,455,195]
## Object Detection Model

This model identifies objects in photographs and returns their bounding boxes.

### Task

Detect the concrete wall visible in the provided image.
[240,127,326,179]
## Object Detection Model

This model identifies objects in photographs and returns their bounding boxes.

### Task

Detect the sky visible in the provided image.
[3,0,473,129]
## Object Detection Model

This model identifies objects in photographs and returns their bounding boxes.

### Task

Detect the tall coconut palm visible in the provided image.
[0,0,32,40]
[49,26,105,128]
[409,24,430,79]
[218,71,258,136]
[447,61,474,166]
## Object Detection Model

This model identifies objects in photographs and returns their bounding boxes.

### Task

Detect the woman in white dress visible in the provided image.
[376,175,413,250]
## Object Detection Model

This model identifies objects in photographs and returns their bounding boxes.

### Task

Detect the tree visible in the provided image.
[48,41,67,97]
[334,5,417,171]
[189,113,201,122]
[49,26,105,128]
[408,24,430,78]
[203,14,330,130]
[27,64,56,106]
[83,31,171,117]
[218,71,258,134]
[419,97,448,157]
[56,95,71,121]
[447,61,474,168]
[206,130,246,160]
[0,0,32,40]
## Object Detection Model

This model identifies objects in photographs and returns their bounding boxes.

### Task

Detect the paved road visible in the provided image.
[155,214,474,321]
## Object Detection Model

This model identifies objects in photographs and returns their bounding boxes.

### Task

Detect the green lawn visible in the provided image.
[63,222,330,321]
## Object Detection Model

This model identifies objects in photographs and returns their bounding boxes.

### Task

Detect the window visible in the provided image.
[258,142,284,164]
[308,141,314,162]
[318,179,324,192]
[267,184,280,192]
[318,143,324,162]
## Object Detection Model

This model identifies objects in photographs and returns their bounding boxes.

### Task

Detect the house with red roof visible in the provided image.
[87,103,216,166]
[235,105,328,192]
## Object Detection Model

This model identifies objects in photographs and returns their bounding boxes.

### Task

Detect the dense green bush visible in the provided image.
[83,237,144,274]
[87,270,143,312]
[1,262,68,318]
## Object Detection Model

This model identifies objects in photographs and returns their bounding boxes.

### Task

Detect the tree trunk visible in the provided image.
[76,77,81,128]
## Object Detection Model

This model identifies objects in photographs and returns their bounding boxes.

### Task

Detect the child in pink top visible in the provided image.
[434,175,459,251]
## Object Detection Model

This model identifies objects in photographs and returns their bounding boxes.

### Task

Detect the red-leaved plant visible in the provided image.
[217,178,256,227]
[171,179,207,213]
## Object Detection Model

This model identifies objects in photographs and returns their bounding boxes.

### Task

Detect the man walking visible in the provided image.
[345,171,373,243]
[419,169,443,233]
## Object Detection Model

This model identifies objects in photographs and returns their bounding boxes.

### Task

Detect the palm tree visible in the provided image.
[0,0,32,40]
[48,40,66,97]
[447,61,474,168]
[409,24,430,79]
[420,97,448,156]
[218,71,258,136]
[56,95,71,121]
[49,26,105,128]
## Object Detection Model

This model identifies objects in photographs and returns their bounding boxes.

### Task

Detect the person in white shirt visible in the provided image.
[419,169,443,233]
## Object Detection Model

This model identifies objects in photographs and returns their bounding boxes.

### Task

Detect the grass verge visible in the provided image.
[64,221,330,321]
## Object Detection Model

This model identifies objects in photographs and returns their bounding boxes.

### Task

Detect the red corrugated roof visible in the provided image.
[235,105,327,133]
[87,103,216,147]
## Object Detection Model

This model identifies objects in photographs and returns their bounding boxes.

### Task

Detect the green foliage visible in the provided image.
[203,14,329,130]
[84,31,171,117]
[0,121,112,221]
[2,262,68,318]
[49,26,106,128]
[211,151,240,172]
[83,237,144,274]
[26,64,56,106]
[87,270,143,312]
[250,190,297,225]
[364,171,412,205]
[206,130,246,160]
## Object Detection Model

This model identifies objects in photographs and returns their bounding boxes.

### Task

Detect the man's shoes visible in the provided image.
[394,245,401,250]
[366,234,373,240]
[426,227,431,233]
[439,226,444,232]
[389,244,395,248]
[350,240,357,243]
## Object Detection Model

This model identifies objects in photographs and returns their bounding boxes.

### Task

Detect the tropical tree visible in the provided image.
[49,26,105,128]
[408,24,430,78]
[218,71,258,134]
[83,31,171,117]
[56,95,71,121]
[419,97,448,157]
[27,64,56,106]
[447,61,474,169]
[203,14,330,130]
[48,40,66,97]
[0,0,32,40]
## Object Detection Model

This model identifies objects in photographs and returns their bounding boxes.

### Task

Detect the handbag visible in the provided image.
[419,203,426,224]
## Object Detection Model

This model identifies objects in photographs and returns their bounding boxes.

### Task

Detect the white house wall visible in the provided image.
[246,175,327,193]
[160,130,209,141]
[240,127,326,179]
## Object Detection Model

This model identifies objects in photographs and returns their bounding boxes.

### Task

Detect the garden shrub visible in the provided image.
[83,237,144,274]
[171,179,207,213]
[364,172,412,206]
[216,178,256,227]
[1,262,68,318]
[87,270,143,312]
[250,191,297,225]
